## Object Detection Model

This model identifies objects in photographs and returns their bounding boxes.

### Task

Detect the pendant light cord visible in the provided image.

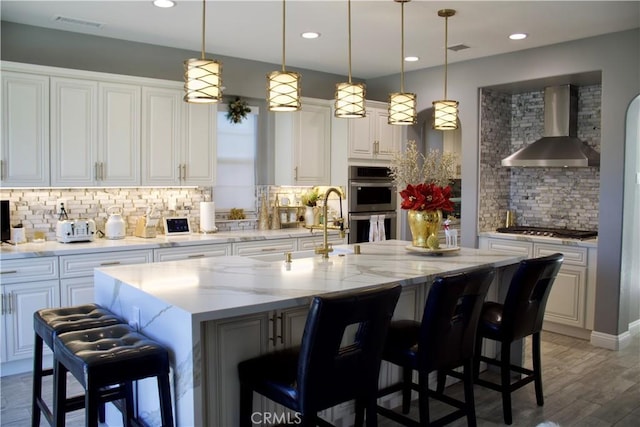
[200,0,206,59]
[347,0,353,83]
[281,0,286,72]
[400,1,405,93]
[444,13,448,99]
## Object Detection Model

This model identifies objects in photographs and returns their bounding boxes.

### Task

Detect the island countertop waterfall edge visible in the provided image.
[93,239,525,427]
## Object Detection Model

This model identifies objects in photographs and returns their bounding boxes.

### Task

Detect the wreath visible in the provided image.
[226,97,251,124]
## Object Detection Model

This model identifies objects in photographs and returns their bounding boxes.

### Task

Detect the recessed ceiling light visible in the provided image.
[404,56,419,62]
[153,0,175,8]
[301,32,320,39]
[509,33,528,40]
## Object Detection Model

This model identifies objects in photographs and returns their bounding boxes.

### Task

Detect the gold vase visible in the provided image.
[407,210,442,249]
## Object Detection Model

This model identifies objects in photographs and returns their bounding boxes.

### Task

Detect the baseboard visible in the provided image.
[591,329,631,350]
[543,322,591,340]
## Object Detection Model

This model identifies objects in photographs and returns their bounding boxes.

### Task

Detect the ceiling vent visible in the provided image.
[52,15,104,29]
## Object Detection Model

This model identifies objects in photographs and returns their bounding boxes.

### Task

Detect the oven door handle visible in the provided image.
[349,212,398,220]
[350,181,395,188]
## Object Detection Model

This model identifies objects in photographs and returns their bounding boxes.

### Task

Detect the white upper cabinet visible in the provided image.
[275,98,331,185]
[141,86,216,186]
[348,101,401,163]
[1,72,50,187]
[51,78,140,186]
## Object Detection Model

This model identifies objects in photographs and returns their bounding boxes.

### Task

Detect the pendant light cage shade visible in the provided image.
[389,92,417,125]
[184,58,222,103]
[335,82,366,118]
[433,99,459,130]
[433,8,458,130]
[267,70,301,111]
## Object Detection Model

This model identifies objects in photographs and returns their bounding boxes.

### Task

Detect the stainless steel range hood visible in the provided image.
[501,85,600,167]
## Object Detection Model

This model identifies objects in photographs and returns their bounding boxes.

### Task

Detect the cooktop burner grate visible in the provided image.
[496,226,598,240]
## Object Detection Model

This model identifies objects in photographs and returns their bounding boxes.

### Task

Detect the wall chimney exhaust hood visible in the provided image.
[501,85,600,167]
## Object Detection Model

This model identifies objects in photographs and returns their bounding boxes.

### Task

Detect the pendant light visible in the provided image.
[334,0,366,118]
[267,0,301,111]
[183,0,222,103]
[433,9,458,130]
[388,0,417,125]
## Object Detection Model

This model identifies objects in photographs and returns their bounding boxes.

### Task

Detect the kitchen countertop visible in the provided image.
[0,228,337,260]
[479,231,598,248]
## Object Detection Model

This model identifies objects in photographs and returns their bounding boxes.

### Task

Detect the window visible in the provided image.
[214,106,258,211]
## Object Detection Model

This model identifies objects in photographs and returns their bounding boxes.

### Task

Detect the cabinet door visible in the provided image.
[50,77,98,186]
[2,280,59,363]
[374,108,402,160]
[99,82,141,186]
[293,103,331,185]
[183,103,216,185]
[204,312,271,427]
[60,277,95,307]
[544,265,587,327]
[141,86,182,185]
[348,109,375,159]
[1,72,50,187]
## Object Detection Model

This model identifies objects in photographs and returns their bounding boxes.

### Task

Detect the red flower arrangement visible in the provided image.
[399,183,454,212]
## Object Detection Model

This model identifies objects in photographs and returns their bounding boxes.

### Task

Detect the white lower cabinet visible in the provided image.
[0,257,60,363]
[153,243,231,262]
[59,249,153,306]
[479,236,597,334]
[204,305,310,426]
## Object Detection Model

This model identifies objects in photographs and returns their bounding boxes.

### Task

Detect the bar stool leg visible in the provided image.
[532,332,544,406]
[85,382,100,427]
[401,366,412,414]
[32,332,44,427]
[500,341,513,425]
[53,360,68,427]
[157,374,174,427]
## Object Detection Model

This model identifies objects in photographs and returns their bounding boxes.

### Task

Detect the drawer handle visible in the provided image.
[187,254,205,259]
[260,248,277,252]
[100,261,122,266]
[0,270,18,275]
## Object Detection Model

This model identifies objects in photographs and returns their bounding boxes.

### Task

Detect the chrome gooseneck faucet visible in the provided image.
[314,187,346,258]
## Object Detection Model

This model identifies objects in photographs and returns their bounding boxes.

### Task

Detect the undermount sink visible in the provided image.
[249,247,353,262]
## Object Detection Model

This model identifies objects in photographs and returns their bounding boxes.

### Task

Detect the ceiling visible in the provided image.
[2,1,638,79]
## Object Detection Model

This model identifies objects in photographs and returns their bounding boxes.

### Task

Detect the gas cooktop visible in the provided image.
[496,226,598,240]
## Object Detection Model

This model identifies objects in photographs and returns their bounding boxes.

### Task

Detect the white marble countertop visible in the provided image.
[479,231,598,248]
[95,239,524,323]
[0,228,335,260]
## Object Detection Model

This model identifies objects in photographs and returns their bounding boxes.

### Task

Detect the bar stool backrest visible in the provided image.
[418,267,495,371]
[296,283,402,412]
[502,253,564,341]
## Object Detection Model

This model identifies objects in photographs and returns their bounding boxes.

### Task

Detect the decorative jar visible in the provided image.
[407,209,442,249]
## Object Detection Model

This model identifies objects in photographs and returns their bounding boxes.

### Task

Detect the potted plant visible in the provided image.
[301,188,320,226]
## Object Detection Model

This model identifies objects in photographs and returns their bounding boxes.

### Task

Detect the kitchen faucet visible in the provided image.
[314,187,346,258]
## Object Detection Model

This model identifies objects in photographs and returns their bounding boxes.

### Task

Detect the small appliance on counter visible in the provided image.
[105,206,126,240]
[56,203,96,243]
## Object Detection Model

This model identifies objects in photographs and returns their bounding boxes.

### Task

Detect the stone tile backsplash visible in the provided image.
[479,85,601,232]
[0,185,324,241]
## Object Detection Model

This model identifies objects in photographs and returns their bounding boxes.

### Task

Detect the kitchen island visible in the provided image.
[94,239,524,426]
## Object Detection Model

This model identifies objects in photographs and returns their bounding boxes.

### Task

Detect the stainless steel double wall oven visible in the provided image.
[348,166,397,243]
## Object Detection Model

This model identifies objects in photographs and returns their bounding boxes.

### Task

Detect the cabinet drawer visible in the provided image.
[484,238,533,258]
[297,233,346,251]
[60,249,153,278]
[0,257,59,284]
[534,244,587,266]
[232,239,297,257]
[154,244,232,262]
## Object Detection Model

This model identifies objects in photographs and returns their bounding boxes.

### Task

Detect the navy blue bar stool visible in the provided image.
[31,304,122,427]
[53,323,174,427]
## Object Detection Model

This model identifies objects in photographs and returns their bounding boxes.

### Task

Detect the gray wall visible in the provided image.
[368,29,640,338]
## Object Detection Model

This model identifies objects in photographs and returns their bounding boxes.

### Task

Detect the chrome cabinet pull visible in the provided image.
[100,261,121,266]
[183,164,187,180]
[0,160,4,180]
[7,292,13,315]
[187,254,205,259]
[95,162,100,180]
[100,162,105,181]
[277,313,284,345]
[0,270,18,275]
[269,313,278,347]
[260,248,277,252]
[294,166,298,181]
[1,294,5,315]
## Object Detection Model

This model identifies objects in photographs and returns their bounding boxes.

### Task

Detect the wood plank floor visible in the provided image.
[1,331,638,426]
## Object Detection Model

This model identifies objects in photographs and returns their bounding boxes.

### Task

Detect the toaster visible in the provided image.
[56,219,96,243]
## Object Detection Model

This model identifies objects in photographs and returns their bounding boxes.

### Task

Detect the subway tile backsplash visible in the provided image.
[479,85,601,232]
